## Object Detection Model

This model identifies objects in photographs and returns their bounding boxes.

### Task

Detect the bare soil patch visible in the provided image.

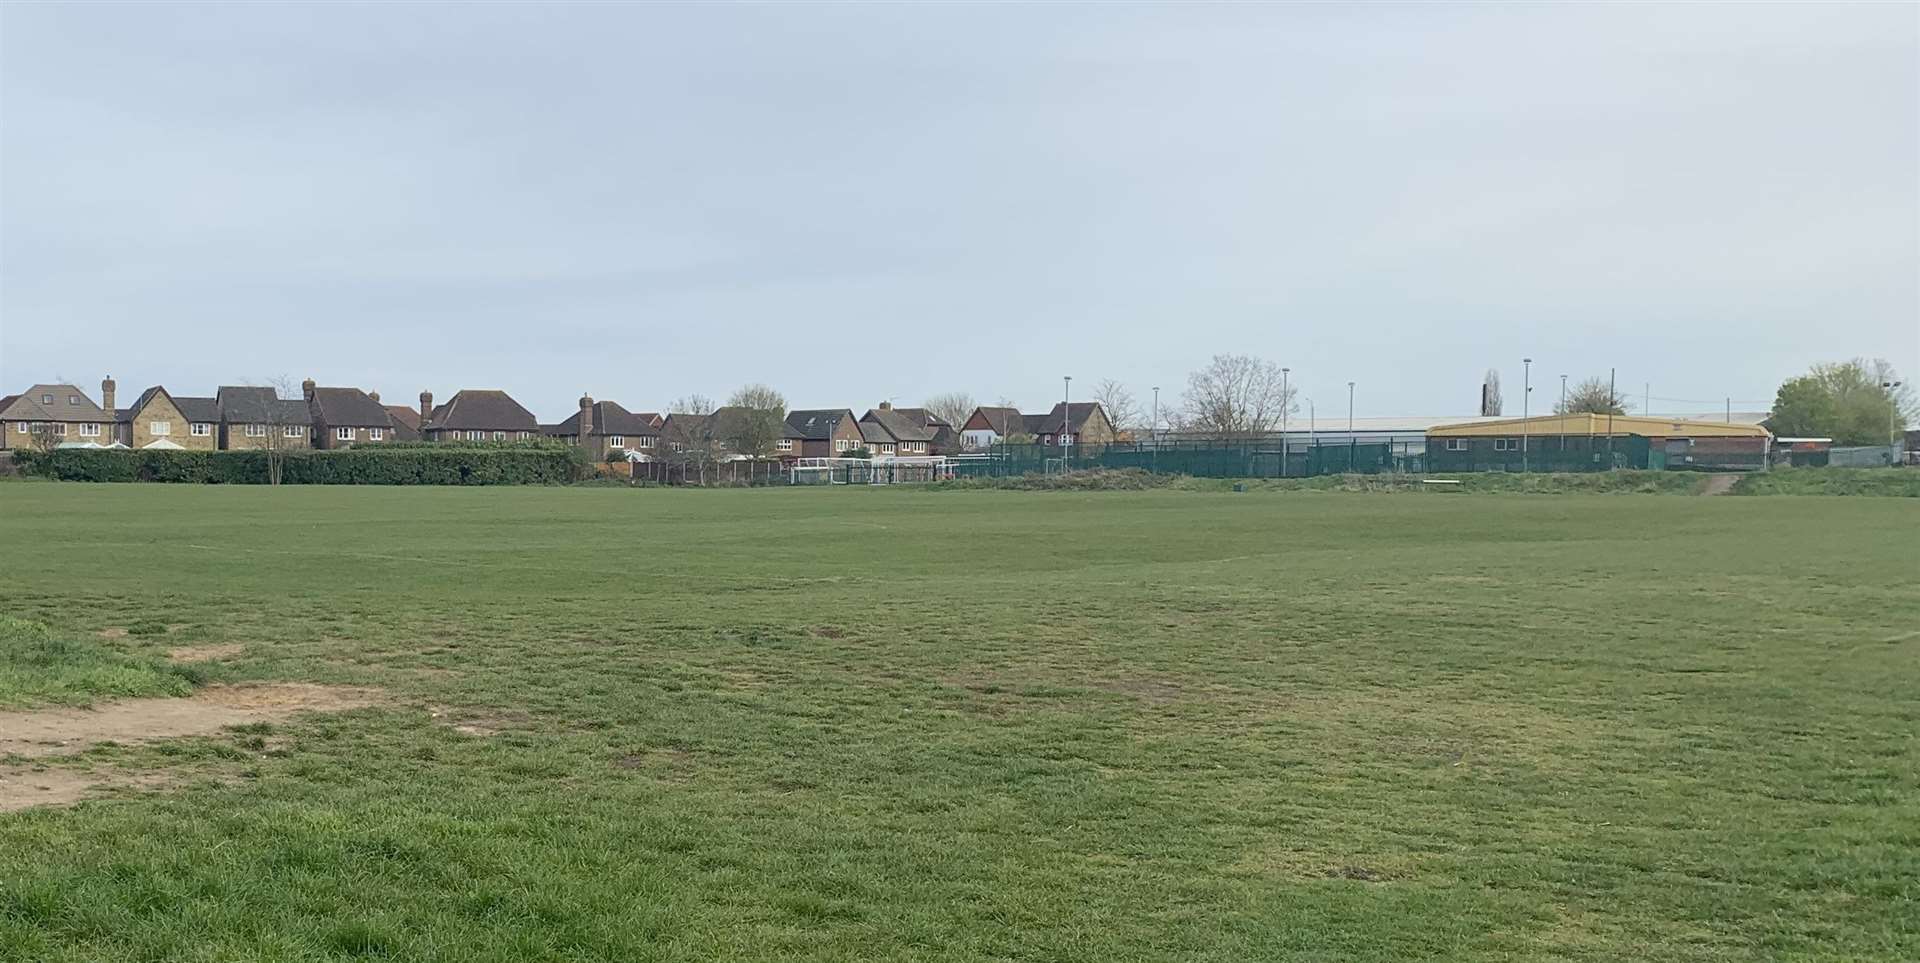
[0,684,382,759]
[0,766,173,813]
[167,643,246,663]
[1701,474,1740,496]
[97,627,128,639]
[427,705,525,737]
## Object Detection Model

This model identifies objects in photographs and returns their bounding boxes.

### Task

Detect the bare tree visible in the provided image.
[1555,377,1631,416]
[259,375,304,486]
[1480,369,1504,416]
[1092,379,1142,431]
[1180,354,1294,439]
[669,394,715,416]
[726,383,786,414]
[921,392,974,428]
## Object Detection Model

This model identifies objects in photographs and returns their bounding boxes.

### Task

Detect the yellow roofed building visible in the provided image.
[1427,414,1771,471]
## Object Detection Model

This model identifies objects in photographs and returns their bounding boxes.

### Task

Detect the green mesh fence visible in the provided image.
[953,435,1714,479]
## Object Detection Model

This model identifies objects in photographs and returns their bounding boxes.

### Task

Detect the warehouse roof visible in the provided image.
[1428,413,1771,438]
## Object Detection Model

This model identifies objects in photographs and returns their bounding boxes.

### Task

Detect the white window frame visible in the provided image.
[1493,438,1517,452]
[149,421,171,436]
[52,422,67,436]
[608,435,625,447]
[1444,438,1467,452]
[69,395,81,406]
[517,431,532,440]
[834,438,850,452]
[493,431,505,441]
[776,438,793,452]
[244,423,267,438]
[12,422,25,434]
[637,436,653,448]
[284,425,305,438]
[78,422,100,437]
[40,394,52,405]
[190,423,212,437]
[336,427,355,441]
[368,427,384,441]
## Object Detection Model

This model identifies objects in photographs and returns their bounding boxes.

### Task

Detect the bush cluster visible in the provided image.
[13,447,589,485]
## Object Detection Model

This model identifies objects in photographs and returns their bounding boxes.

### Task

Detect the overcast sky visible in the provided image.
[2,2,1914,419]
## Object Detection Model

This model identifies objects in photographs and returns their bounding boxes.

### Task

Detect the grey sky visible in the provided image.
[3,2,1914,419]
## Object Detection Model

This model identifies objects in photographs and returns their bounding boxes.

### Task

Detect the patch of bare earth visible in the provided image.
[427,705,525,737]
[0,684,382,760]
[1701,474,1740,496]
[0,767,174,813]
[97,627,128,639]
[167,643,246,663]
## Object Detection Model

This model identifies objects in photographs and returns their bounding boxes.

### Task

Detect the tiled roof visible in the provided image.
[426,390,538,432]
[861,407,935,443]
[785,409,857,440]
[969,406,1025,436]
[309,387,393,428]
[1,384,104,423]
[550,401,663,437]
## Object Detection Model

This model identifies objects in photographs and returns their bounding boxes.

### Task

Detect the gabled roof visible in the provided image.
[426,390,538,432]
[785,408,859,440]
[124,386,217,423]
[1022,413,1050,434]
[860,407,935,443]
[308,387,393,428]
[890,407,951,429]
[661,413,712,446]
[549,401,663,437]
[384,406,421,440]
[857,420,895,444]
[216,387,311,427]
[1,384,104,423]
[967,406,1025,436]
[1031,402,1106,435]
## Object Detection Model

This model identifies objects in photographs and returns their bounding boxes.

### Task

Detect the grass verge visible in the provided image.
[0,616,201,708]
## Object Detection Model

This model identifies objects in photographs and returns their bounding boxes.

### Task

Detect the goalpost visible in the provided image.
[787,457,953,486]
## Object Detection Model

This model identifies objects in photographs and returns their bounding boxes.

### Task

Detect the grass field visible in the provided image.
[2,483,1916,961]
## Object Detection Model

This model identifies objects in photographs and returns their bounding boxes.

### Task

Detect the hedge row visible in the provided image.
[12,447,589,485]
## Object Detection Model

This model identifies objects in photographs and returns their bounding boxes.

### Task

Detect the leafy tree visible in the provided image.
[1768,359,1911,446]
[1555,377,1631,415]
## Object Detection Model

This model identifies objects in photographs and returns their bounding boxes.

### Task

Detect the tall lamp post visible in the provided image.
[1884,380,1905,458]
[1522,358,1533,472]
[1347,381,1356,469]
[1280,367,1290,477]
[1559,374,1567,415]
[1062,375,1072,471]
[1150,385,1160,473]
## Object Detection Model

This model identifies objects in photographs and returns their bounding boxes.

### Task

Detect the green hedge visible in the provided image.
[12,447,589,485]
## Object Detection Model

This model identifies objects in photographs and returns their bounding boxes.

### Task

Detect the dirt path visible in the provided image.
[0,683,381,760]
[1701,474,1740,496]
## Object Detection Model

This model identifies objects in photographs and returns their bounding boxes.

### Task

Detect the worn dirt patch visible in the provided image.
[97,627,128,639]
[1701,474,1740,496]
[427,705,525,737]
[0,684,383,759]
[0,766,173,813]
[167,643,246,663]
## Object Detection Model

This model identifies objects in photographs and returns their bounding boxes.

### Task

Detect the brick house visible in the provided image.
[0,379,117,450]
[383,404,423,442]
[887,407,959,454]
[960,406,1028,449]
[856,419,897,456]
[1029,402,1117,448]
[421,389,540,442]
[783,408,865,458]
[214,386,313,451]
[547,396,665,460]
[859,403,937,456]
[121,386,220,450]
[304,381,396,449]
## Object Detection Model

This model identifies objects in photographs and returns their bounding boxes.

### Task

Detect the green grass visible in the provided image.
[1,484,1916,961]
[1732,467,1920,497]
[0,616,199,708]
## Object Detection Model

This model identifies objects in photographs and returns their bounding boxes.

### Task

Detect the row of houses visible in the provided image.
[0,375,1122,462]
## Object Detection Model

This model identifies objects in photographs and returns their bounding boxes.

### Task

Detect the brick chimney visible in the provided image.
[368,390,380,404]
[419,391,433,425]
[578,394,595,445]
[101,376,116,415]
[879,401,892,411]
[302,378,316,402]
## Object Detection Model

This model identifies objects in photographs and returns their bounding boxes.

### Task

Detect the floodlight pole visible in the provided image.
[1559,374,1567,414]
[1062,375,1071,472]
[1522,358,1532,472]
[1885,381,1904,451]
[1280,367,1290,477]
[1151,386,1160,472]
